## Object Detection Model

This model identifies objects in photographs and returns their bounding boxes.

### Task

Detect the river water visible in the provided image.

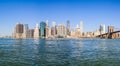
[0,38,120,66]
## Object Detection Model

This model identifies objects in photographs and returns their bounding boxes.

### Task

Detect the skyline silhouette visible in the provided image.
[0,0,120,36]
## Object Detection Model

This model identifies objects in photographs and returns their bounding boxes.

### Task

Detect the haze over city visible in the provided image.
[0,0,120,36]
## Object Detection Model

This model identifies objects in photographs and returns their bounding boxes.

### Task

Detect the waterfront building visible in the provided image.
[14,23,24,38]
[48,28,51,38]
[100,24,105,34]
[75,24,80,38]
[82,32,87,37]
[34,24,40,38]
[12,27,16,38]
[66,20,71,36]
[94,29,100,36]
[80,21,83,37]
[57,24,66,37]
[86,32,94,38]
[70,30,76,38]
[52,21,56,27]
[51,21,57,37]
[45,20,49,38]
[40,21,46,37]
[23,24,29,38]
[28,29,34,38]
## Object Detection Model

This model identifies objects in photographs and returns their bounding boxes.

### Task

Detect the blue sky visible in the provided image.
[0,0,120,36]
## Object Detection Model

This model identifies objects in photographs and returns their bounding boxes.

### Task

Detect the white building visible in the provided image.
[52,21,56,27]
[45,20,49,38]
[100,24,105,34]
[94,29,100,36]
[34,24,40,38]
[80,20,83,36]
[23,24,29,38]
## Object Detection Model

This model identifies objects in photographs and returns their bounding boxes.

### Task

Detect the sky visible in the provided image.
[0,0,120,36]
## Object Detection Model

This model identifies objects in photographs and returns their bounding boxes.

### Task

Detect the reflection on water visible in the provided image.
[0,38,120,66]
[34,38,39,44]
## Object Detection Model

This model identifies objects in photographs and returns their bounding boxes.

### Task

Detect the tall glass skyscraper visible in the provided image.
[23,24,29,38]
[40,22,46,37]
[66,20,70,36]
[100,24,105,34]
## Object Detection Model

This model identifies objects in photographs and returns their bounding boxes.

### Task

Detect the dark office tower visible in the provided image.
[14,23,24,38]
[66,20,71,36]
[16,23,24,33]
[40,21,46,37]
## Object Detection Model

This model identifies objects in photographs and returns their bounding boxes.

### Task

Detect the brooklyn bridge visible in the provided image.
[97,26,120,39]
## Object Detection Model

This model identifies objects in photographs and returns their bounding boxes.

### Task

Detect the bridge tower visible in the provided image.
[108,26,114,33]
[108,26,114,39]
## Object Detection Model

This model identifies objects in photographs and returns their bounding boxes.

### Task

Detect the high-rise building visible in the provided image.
[34,24,40,38]
[80,21,83,36]
[51,21,56,37]
[14,23,24,38]
[23,24,29,38]
[12,27,16,38]
[75,24,80,37]
[45,20,49,38]
[57,24,66,37]
[16,23,24,33]
[28,29,34,38]
[52,21,56,27]
[100,24,105,34]
[40,21,46,37]
[66,20,71,36]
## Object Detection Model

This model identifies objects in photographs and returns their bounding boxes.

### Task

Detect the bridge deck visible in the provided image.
[98,30,120,36]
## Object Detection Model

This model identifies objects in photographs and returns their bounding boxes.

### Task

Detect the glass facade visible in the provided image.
[40,22,46,37]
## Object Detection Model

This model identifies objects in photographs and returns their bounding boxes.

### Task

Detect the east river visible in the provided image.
[0,38,120,66]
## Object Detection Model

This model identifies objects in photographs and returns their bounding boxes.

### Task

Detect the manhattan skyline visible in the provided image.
[0,0,120,36]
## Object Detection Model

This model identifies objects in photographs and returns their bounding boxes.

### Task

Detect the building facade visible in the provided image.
[51,21,57,37]
[14,23,24,38]
[100,24,105,34]
[66,20,71,36]
[80,21,83,37]
[28,29,34,38]
[23,24,29,38]
[34,24,40,38]
[40,22,46,37]
[57,24,66,37]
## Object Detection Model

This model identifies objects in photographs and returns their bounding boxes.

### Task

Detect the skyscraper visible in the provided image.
[14,23,24,38]
[40,21,46,37]
[23,24,29,38]
[34,24,40,38]
[45,20,49,38]
[66,20,71,36]
[80,20,83,36]
[28,29,34,38]
[16,23,24,33]
[75,24,80,37]
[51,21,56,37]
[52,21,56,27]
[100,24,105,34]
[57,24,66,37]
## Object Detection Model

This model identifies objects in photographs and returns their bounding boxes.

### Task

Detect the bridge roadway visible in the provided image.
[97,30,120,39]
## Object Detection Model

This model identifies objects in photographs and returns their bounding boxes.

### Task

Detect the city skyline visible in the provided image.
[0,0,120,36]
